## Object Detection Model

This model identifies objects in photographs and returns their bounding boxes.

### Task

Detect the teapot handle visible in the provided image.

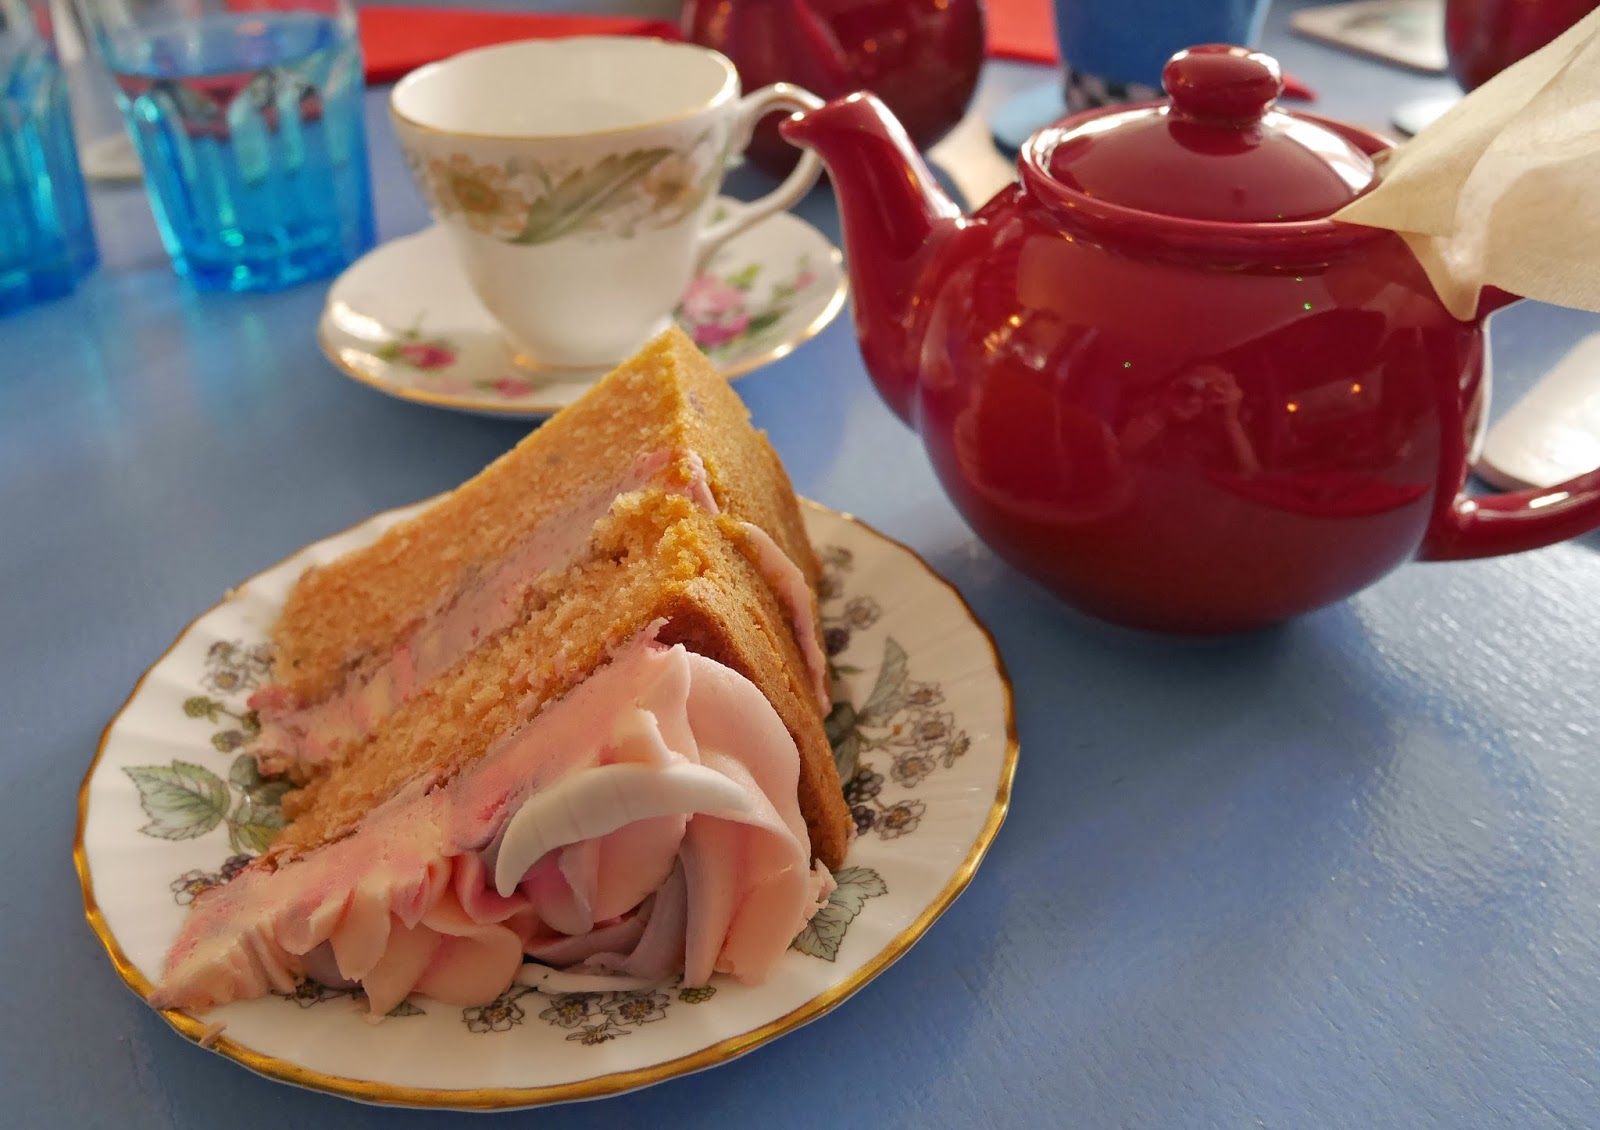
[1419,466,1600,560]
[1422,323,1600,560]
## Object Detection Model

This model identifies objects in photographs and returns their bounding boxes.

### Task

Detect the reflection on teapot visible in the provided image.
[781,45,1600,633]
[681,0,983,178]
[1120,364,1260,475]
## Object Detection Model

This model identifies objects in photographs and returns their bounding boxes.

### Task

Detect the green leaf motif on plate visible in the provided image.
[791,866,887,962]
[227,752,291,804]
[857,638,909,725]
[724,262,762,291]
[228,798,287,854]
[743,309,783,338]
[228,752,262,790]
[826,700,862,780]
[125,761,231,841]
[251,778,294,808]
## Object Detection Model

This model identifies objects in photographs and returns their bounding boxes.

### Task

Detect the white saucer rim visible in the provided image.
[317,206,849,420]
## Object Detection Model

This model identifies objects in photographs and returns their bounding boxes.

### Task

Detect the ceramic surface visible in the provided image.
[1445,0,1600,90]
[390,37,821,367]
[318,199,846,418]
[782,47,1600,633]
[681,0,983,177]
[75,501,1016,1110]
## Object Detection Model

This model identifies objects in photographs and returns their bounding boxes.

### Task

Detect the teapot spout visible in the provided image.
[781,93,963,425]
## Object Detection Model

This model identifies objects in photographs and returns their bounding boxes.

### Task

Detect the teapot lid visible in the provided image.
[1039,45,1376,223]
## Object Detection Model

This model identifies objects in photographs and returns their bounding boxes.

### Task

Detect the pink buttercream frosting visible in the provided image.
[152,631,835,1017]
[736,520,831,712]
[251,451,708,772]
[249,450,826,772]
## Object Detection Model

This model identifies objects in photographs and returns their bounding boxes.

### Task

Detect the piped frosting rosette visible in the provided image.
[150,629,834,1017]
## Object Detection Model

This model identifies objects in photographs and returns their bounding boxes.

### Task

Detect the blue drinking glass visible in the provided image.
[77,0,374,293]
[1,0,98,315]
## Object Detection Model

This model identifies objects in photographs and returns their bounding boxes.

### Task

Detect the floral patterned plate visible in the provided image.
[317,199,847,419]
[76,501,1017,1110]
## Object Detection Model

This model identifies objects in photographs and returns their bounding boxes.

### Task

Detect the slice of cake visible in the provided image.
[149,332,851,1016]
[249,326,829,780]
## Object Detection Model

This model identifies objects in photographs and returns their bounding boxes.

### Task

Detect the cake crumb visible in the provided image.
[197,1021,227,1048]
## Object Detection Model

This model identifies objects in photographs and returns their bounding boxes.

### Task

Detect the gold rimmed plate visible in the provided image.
[317,200,847,420]
[75,500,1017,1110]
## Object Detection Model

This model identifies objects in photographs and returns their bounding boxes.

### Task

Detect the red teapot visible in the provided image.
[781,45,1600,633]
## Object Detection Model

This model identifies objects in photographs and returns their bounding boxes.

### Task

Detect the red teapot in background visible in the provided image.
[1445,0,1600,90]
[780,45,1600,634]
[681,0,984,178]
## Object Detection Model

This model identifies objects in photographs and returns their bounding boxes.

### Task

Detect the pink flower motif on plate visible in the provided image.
[691,311,752,350]
[378,330,458,374]
[489,375,538,399]
[679,272,754,351]
[679,273,746,323]
[397,341,455,370]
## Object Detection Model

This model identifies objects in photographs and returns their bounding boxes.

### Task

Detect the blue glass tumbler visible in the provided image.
[1,0,98,315]
[77,0,375,293]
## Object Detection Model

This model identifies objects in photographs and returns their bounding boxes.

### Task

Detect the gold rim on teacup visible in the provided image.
[389,36,741,141]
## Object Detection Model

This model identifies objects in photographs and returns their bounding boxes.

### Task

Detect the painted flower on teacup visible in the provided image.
[386,38,826,369]
[406,139,721,247]
[426,155,532,239]
[642,152,701,211]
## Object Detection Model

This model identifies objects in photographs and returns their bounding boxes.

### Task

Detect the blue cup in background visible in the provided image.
[77,0,374,293]
[1,0,98,315]
[1055,0,1271,111]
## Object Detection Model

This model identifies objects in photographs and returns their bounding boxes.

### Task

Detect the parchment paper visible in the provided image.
[1331,7,1600,319]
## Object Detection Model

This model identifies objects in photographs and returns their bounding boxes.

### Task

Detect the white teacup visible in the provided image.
[390,37,823,369]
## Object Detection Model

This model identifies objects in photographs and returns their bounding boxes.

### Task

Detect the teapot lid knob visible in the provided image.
[1162,45,1282,124]
[1031,41,1377,223]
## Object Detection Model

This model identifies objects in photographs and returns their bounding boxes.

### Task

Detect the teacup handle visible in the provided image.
[694,83,824,268]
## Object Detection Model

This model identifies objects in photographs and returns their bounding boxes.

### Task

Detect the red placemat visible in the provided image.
[359,3,1312,100]
[985,0,1058,63]
[359,6,682,85]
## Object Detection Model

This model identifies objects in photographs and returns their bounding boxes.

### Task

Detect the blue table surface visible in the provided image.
[6,2,1600,1127]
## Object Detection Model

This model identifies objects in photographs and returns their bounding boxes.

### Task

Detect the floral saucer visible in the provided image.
[76,501,1017,1110]
[318,199,847,419]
